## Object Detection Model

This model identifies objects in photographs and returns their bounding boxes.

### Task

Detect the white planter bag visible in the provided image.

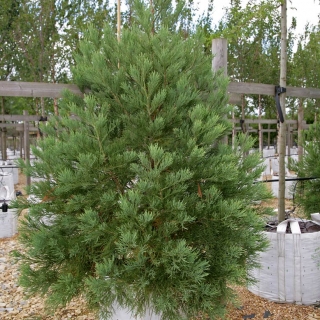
[248,218,320,305]
[0,186,10,200]
[100,303,162,320]
[0,163,19,184]
[0,207,18,238]
[0,172,15,200]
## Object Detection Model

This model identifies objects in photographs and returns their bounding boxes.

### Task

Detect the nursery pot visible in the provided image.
[0,207,18,238]
[248,218,320,305]
[100,303,162,320]
[0,172,15,200]
[311,213,320,224]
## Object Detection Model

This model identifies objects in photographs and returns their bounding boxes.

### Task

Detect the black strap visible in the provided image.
[38,116,47,137]
[240,119,245,133]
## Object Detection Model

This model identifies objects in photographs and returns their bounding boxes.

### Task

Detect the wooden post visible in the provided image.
[19,131,23,158]
[117,0,121,42]
[1,96,7,161]
[287,124,291,157]
[278,1,287,223]
[13,134,16,155]
[0,128,6,161]
[298,98,304,162]
[232,109,236,146]
[23,110,31,186]
[212,39,227,77]
[258,95,263,155]
[241,95,246,134]
[212,38,228,144]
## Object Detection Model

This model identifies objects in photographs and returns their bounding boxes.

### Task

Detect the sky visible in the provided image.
[113,0,320,38]
[197,0,320,36]
[113,1,320,35]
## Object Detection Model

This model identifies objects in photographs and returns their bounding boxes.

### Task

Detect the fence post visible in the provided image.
[23,110,31,186]
[212,38,228,144]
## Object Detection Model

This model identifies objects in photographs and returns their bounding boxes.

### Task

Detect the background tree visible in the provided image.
[291,122,320,217]
[0,0,21,155]
[0,0,20,81]
[14,1,270,319]
[0,0,23,111]
[0,0,115,116]
[207,0,298,148]
[291,24,320,124]
[211,0,284,116]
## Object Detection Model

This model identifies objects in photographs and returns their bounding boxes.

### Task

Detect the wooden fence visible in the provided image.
[1,39,320,185]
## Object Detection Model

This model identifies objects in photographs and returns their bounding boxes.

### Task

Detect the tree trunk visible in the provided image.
[297,98,304,162]
[258,95,263,155]
[23,110,31,186]
[287,124,291,157]
[211,38,228,144]
[277,1,287,223]
[232,109,236,147]
[1,96,7,161]
[53,97,59,116]
[117,0,121,42]
[241,95,246,134]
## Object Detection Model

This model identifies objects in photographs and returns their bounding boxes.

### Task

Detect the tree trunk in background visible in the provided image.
[287,124,291,157]
[1,96,6,160]
[23,110,31,186]
[259,95,263,155]
[242,95,246,133]
[53,97,59,115]
[117,0,121,42]
[298,98,304,162]
[211,38,228,144]
[278,0,287,223]
[232,109,236,146]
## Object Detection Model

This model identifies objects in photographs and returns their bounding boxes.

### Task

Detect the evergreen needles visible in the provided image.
[291,123,320,217]
[13,1,270,319]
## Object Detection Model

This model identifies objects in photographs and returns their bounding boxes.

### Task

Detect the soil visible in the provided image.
[266,220,320,233]
[0,171,319,319]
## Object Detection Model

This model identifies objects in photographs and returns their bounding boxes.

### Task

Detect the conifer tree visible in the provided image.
[14,1,270,319]
[291,123,320,217]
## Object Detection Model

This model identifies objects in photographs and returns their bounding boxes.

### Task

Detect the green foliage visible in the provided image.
[14,1,270,319]
[0,0,116,115]
[208,0,296,120]
[291,25,320,123]
[0,0,20,80]
[291,123,320,217]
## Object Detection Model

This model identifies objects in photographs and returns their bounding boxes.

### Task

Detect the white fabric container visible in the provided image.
[261,158,272,176]
[311,213,320,224]
[263,147,275,158]
[0,186,10,200]
[100,303,161,320]
[267,157,297,199]
[0,207,18,238]
[0,172,15,200]
[248,219,320,305]
[0,164,19,184]
[270,176,297,199]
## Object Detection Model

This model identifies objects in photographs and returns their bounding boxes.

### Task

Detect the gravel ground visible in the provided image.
[1,236,320,320]
[0,172,319,319]
[0,237,97,320]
